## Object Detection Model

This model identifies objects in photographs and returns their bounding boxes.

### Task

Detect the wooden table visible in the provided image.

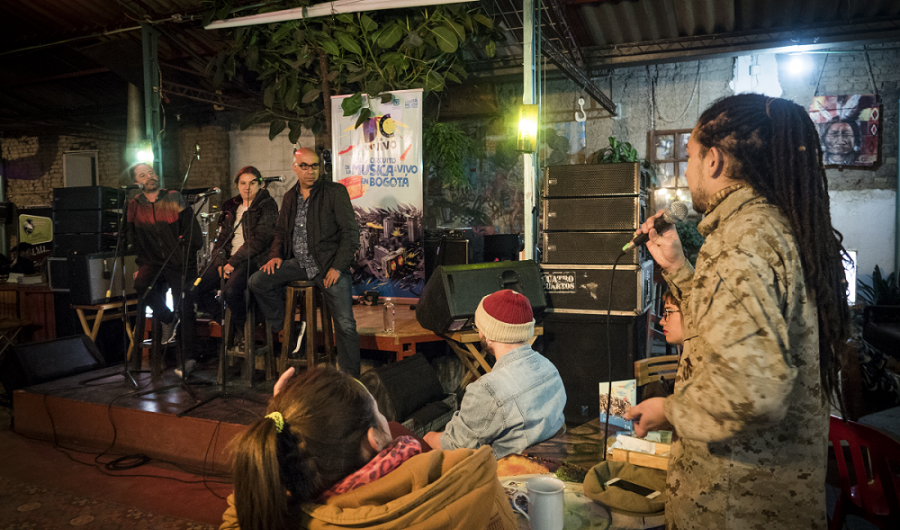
[0,282,55,342]
[441,327,543,389]
[353,301,444,361]
[72,298,138,361]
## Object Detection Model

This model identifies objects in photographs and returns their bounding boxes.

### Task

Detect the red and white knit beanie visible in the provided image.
[474,289,535,343]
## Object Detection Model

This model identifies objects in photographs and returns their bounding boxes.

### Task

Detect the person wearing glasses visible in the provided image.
[659,291,684,350]
[249,148,361,377]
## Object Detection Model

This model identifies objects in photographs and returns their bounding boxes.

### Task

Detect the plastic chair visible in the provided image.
[828,415,900,530]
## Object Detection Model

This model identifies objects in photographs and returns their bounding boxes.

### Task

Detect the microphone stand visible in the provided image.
[132,193,214,406]
[80,188,138,387]
[179,205,263,416]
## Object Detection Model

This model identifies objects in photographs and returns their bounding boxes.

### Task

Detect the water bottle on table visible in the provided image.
[383,298,395,333]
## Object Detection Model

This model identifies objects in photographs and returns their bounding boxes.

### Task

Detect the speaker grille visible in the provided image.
[543,163,642,197]
[542,232,644,265]
[542,197,644,231]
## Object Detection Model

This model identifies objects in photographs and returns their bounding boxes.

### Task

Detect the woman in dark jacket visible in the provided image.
[195,166,278,345]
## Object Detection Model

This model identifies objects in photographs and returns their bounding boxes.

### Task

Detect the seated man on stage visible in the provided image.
[249,147,361,377]
[424,290,566,458]
[126,162,202,377]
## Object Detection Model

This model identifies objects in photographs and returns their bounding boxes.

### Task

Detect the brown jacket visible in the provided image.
[220,446,516,530]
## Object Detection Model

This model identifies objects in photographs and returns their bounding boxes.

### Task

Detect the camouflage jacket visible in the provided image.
[662,186,827,530]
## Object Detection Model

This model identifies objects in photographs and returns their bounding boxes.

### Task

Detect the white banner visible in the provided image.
[331,89,424,298]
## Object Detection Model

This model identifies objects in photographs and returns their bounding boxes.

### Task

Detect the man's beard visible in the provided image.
[144,179,160,192]
[480,337,494,358]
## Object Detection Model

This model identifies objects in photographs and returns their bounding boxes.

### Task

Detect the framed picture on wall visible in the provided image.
[808,94,881,167]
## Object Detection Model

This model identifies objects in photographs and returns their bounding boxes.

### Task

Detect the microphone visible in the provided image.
[623,201,689,252]
[259,176,284,183]
[195,187,221,199]
[195,144,200,160]
[121,184,144,190]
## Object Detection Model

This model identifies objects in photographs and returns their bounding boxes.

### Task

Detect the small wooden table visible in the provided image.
[441,326,543,389]
[522,417,625,470]
[72,298,138,361]
[353,302,443,361]
[0,317,30,356]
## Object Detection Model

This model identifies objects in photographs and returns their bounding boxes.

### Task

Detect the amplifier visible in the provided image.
[542,231,644,265]
[542,196,644,232]
[540,261,654,315]
[47,252,137,305]
[53,209,120,234]
[52,186,123,211]
[543,163,643,197]
[53,233,117,257]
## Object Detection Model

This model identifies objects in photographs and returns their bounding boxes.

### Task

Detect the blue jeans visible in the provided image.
[249,258,360,377]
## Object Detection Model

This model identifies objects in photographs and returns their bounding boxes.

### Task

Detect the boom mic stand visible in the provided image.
[179,208,263,417]
[132,194,214,405]
[80,187,138,387]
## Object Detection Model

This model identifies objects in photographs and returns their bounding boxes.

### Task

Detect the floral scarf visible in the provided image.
[320,436,422,500]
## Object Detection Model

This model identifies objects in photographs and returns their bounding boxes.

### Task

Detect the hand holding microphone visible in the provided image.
[627,201,689,273]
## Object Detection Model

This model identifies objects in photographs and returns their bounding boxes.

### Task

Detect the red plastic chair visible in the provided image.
[828,415,900,530]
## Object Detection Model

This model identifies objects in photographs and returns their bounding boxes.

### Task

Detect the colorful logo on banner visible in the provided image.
[19,214,53,245]
[331,90,424,298]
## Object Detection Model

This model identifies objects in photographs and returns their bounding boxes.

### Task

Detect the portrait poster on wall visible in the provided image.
[808,94,880,167]
[331,89,424,298]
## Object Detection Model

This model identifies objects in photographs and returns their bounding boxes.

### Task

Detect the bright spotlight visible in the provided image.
[788,54,812,76]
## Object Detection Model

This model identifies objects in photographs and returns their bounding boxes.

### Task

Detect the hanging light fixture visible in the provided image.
[517,104,538,153]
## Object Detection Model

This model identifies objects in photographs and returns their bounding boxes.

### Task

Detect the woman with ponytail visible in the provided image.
[221,366,516,530]
[624,93,851,529]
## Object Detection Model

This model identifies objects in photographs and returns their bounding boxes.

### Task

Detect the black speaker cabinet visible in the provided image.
[416,260,547,334]
[542,231,644,265]
[534,312,645,423]
[542,196,645,232]
[53,209,120,234]
[53,233,117,257]
[483,234,521,263]
[541,261,654,316]
[424,237,470,283]
[0,335,105,394]
[63,252,138,304]
[52,186,124,211]
[543,163,643,197]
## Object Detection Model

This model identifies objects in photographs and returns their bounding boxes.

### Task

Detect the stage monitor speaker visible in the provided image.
[542,231,644,265]
[534,312,645,423]
[541,261,654,316]
[52,186,123,211]
[0,335,105,394]
[542,196,645,232]
[483,234,520,263]
[543,163,643,198]
[416,260,546,334]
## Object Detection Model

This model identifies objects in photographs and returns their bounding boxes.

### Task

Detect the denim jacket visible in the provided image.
[440,345,566,459]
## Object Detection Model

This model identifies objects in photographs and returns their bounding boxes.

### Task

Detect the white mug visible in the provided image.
[511,476,565,530]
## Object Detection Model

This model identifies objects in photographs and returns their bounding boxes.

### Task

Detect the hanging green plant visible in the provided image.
[205,0,504,142]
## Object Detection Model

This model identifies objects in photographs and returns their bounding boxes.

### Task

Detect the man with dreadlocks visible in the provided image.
[624,93,851,529]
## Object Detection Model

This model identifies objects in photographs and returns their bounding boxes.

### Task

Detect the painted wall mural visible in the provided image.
[809,94,881,167]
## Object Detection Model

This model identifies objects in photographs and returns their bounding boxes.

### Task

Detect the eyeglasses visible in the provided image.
[662,308,680,319]
[293,162,320,171]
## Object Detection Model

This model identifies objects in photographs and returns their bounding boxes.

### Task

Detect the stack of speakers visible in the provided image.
[48,186,137,306]
[537,162,654,422]
[52,186,122,257]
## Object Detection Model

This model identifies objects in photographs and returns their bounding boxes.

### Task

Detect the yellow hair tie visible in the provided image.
[266,411,284,433]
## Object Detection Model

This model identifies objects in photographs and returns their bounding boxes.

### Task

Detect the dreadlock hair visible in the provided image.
[692,93,851,414]
[229,367,381,530]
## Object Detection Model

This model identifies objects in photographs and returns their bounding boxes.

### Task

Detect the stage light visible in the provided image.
[787,54,812,76]
[517,104,538,153]
[136,140,154,164]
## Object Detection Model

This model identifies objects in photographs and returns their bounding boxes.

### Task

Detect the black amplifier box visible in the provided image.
[53,209,121,234]
[540,261,654,316]
[542,196,645,232]
[48,252,137,305]
[543,163,644,198]
[52,186,123,211]
[53,233,117,257]
[542,231,645,266]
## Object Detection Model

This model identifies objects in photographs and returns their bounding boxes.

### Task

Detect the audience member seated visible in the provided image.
[424,289,566,459]
[641,291,685,401]
[221,366,516,530]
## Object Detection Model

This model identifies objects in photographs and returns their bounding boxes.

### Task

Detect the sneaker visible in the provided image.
[161,317,180,345]
[288,322,307,359]
[174,359,197,379]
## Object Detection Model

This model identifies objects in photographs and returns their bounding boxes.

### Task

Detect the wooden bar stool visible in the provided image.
[129,299,171,378]
[279,280,335,373]
[221,303,276,384]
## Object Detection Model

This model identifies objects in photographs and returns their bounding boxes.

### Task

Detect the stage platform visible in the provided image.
[11,357,270,475]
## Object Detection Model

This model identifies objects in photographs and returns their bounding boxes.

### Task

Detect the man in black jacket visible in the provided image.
[249,148,361,376]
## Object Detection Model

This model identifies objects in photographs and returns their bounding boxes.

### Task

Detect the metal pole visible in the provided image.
[142,24,163,184]
[523,0,537,260]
